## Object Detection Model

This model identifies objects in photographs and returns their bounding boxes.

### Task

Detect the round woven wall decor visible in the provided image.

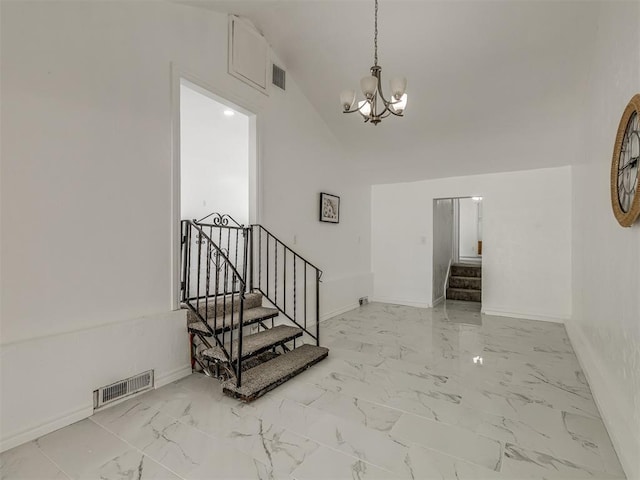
[611,94,640,227]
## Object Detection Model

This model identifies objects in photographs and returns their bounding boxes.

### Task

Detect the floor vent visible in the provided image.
[272,64,286,90]
[93,370,154,409]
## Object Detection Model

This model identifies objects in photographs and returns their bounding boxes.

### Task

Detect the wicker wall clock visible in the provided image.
[611,94,640,227]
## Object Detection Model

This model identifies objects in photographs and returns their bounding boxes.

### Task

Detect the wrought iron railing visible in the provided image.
[249,225,322,345]
[180,219,247,387]
[180,213,323,387]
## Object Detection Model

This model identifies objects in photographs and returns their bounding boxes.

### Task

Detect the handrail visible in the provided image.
[251,224,323,275]
[251,224,322,345]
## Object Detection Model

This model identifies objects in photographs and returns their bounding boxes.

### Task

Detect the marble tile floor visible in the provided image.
[1,302,626,480]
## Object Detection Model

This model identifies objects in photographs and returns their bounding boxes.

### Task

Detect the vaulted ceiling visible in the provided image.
[179,1,600,183]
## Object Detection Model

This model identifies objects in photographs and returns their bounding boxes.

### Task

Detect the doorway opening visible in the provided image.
[432,196,483,309]
[172,76,258,309]
[180,81,250,224]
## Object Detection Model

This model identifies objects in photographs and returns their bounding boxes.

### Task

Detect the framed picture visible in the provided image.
[319,192,340,223]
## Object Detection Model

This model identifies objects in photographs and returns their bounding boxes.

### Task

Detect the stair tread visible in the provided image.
[185,292,263,322]
[202,325,303,362]
[223,344,329,401]
[188,306,278,336]
[449,275,482,280]
[447,287,482,293]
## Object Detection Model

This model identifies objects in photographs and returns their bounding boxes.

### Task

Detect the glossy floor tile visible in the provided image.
[0,302,626,479]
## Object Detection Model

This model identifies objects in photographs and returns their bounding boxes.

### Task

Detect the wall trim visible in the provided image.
[0,404,93,453]
[372,296,431,309]
[320,302,360,322]
[156,365,192,388]
[564,319,638,480]
[481,307,568,323]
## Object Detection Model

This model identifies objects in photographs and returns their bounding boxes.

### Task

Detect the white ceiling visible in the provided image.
[179,0,600,183]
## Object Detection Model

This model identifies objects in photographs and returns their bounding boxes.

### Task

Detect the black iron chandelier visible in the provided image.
[340,0,407,125]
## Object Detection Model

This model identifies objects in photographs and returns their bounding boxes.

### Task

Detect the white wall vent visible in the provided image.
[272,64,286,90]
[228,16,269,96]
[93,370,153,409]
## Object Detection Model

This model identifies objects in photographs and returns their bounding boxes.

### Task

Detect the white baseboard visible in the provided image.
[481,307,567,324]
[565,320,638,480]
[156,365,192,388]
[372,296,431,309]
[0,404,93,453]
[320,302,360,322]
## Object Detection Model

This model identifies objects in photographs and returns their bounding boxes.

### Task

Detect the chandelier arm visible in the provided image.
[376,86,395,107]
[343,107,366,114]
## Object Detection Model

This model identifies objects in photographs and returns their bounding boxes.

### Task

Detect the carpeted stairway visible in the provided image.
[186,291,328,401]
[447,263,482,302]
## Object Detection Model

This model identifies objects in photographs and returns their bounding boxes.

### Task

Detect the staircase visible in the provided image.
[446,263,482,302]
[181,214,328,401]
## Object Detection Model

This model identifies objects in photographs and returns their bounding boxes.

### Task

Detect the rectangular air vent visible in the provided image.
[93,370,153,409]
[272,64,286,90]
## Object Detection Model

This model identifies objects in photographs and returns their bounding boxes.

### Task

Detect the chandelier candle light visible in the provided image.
[340,0,407,125]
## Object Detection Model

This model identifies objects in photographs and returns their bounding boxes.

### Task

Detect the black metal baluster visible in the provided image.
[304,263,307,329]
[214,249,220,336]
[236,286,244,388]
[293,255,297,322]
[185,224,192,302]
[234,230,240,292]
[266,234,270,297]
[205,239,211,327]
[196,232,202,319]
[275,239,278,304]
[229,270,234,364]
[222,247,229,350]
[283,247,287,315]
[258,227,262,291]
[316,269,320,346]
[249,227,254,291]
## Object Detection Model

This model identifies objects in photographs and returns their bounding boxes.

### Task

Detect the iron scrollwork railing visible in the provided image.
[180,212,323,388]
[249,225,322,345]
[180,219,247,387]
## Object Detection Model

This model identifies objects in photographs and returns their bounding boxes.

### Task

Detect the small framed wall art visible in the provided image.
[319,192,340,223]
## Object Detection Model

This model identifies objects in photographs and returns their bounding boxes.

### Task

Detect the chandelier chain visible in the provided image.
[374,0,378,66]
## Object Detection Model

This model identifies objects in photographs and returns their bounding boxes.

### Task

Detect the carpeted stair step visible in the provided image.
[449,276,482,290]
[447,287,481,302]
[188,306,278,336]
[451,264,482,278]
[223,344,329,401]
[185,292,263,325]
[202,325,303,362]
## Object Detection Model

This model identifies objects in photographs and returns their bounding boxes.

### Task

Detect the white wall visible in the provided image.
[372,166,572,320]
[180,83,249,225]
[568,2,640,478]
[459,197,480,258]
[432,199,453,303]
[0,1,371,451]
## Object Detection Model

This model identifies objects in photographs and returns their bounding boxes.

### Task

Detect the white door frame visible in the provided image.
[170,64,261,310]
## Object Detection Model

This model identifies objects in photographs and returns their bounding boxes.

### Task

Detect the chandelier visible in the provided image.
[340,0,407,125]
